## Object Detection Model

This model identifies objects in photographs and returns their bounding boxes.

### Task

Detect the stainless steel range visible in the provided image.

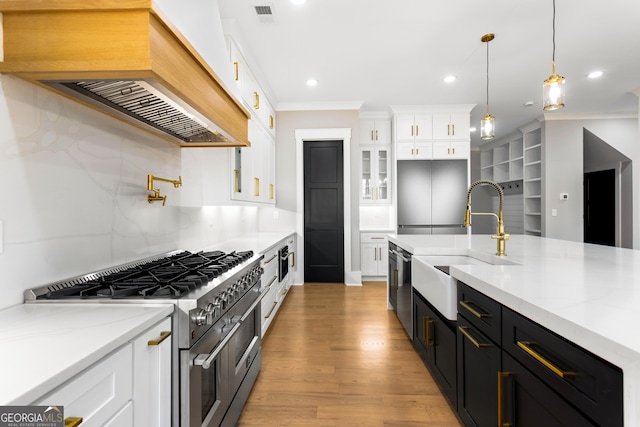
[25,249,265,427]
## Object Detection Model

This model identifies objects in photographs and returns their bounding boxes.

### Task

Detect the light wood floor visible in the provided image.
[238,281,461,427]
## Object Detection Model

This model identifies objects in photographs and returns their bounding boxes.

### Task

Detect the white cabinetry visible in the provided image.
[359,116,392,204]
[34,318,171,427]
[432,113,470,141]
[394,113,432,142]
[132,318,172,427]
[393,107,473,160]
[360,232,389,278]
[523,127,543,236]
[260,234,296,336]
[180,37,276,207]
[360,146,391,204]
[360,119,391,145]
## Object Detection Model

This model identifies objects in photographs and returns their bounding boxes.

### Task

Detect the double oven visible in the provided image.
[25,249,265,427]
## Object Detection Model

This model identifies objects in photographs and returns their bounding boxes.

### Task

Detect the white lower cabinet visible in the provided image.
[360,232,389,277]
[33,317,171,427]
[132,317,172,427]
[34,343,133,427]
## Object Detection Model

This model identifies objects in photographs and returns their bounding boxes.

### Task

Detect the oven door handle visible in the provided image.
[193,288,267,370]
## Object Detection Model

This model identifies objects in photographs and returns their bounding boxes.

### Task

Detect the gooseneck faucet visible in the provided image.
[463,179,510,256]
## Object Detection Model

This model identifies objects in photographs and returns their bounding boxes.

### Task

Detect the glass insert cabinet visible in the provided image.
[360,147,391,204]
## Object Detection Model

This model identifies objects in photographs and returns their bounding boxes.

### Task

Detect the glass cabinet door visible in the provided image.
[361,148,373,201]
[360,147,391,204]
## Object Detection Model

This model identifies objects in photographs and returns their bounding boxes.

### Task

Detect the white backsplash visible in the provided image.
[0,75,258,309]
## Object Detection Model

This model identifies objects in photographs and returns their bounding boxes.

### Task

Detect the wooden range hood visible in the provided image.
[0,0,251,147]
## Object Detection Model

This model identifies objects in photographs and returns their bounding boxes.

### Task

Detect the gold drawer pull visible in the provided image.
[234,169,239,193]
[263,253,277,264]
[517,341,576,378]
[458,326,490,348]
[497,372,511,427]
[233,61,239,81]
[254,177,260,197]
[148,331,171,346]
[423,316,434,346]
[459,300,491,319]
[291,252,295,267]
[269,183,274,200]
[264,301,278,319]
[269,115,274,129]
[65,418,83,427]
[393,269,398,290]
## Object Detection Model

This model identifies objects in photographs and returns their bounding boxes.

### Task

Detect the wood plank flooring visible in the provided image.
[238,282,461,427]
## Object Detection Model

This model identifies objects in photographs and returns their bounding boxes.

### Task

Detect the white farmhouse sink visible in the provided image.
[412,255,492,321]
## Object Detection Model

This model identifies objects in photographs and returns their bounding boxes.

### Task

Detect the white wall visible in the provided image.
[543,114,639,245]
[0,74,259,310]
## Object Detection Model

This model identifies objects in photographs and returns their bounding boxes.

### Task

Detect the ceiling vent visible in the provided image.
[253,4,276,23]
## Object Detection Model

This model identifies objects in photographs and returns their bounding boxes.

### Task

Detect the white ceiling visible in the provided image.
[218,0,640,146]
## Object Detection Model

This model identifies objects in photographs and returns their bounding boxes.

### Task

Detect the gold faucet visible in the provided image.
[147,174,182,206]
[463,179,510,256]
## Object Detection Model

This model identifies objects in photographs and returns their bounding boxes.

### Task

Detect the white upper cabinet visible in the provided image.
[393,106,474,160]
[360,119,391,145]
[432,113,470,141]
[394,113,432,142]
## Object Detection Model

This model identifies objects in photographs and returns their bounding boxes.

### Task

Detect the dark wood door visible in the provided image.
[303,140,344,283]
[584,169,615,246]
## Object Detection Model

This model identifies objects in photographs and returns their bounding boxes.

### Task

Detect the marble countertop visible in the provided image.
[388,233,640,425]
[0,303,173,406]
[214,231,295,254]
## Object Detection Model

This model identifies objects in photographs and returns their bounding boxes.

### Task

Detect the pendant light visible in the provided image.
[480,33,495,140]
[543,0,565,110]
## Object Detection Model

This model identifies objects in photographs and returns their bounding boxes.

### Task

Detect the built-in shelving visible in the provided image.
[479,122,543,236]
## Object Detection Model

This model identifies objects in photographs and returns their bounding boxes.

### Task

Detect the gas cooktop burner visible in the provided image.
[39,250,254,300]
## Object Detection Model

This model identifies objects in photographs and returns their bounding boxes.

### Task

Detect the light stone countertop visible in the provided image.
[0,303,174,405]
[388,233,640,426]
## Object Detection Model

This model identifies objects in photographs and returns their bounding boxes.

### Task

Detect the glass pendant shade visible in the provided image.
[543,62,565,110]
[480,112,495,140]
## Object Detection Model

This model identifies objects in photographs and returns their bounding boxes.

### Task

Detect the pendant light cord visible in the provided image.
[552,0,556,63]
[486,39,490,114]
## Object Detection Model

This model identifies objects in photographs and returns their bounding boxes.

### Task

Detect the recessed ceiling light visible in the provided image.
[443,75,457,83]
[524,101,535,107]
[587,70,603,79]
[291,0,306,4]
[306,79,318,87]
[469,127,477,132]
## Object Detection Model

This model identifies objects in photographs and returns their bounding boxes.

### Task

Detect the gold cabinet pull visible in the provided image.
[411,125,414,136]
[290,252,295,268]
[416,125,419,136]
[416,148,419,155]
[516,341,576,378]
[375,130,378,140]
[264,301,278,319]
[459,300,491,319]
[458,326,490,348]
[269,183,274,200]
[269,115,274,129]
[254,92,260,109]
[452,124,455,135]
[254,177,260,197]
[233,61,239,81]
[447,124,451,135]
[411,148,414,155]
[393,269,398,290]
[234,169,239,193]
[497,371,510,427]
[448,148,451,155]
[148,331,171,346]
[371,130,374,141]
[423,316,434,346]
[452,148,455,155]
[65,418,83,427]
[264,253,277,264]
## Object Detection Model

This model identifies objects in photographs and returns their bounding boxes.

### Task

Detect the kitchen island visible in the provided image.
[388,233,640,426]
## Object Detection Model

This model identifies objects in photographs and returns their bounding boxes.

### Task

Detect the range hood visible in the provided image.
[0,1,251,147]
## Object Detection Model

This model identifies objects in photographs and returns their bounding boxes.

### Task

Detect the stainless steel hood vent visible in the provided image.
[49,80,231,143]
